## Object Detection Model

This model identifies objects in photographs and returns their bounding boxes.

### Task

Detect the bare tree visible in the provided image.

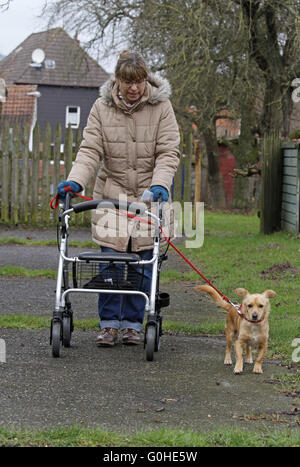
[0,0,13,10]
[235,0,300,136]
[43,0,300,207]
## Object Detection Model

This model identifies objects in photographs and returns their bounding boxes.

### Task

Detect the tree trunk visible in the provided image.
[203,126,225,208]
[231,100,256,209]
[261,76,283,135]
[281,87,294,138]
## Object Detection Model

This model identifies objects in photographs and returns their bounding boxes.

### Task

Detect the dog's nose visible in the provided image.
[252,312,258,320]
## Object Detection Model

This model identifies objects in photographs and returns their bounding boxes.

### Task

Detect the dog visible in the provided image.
[196,285,277,374]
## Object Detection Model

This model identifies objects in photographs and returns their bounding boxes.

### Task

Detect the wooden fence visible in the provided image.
[280,141,300,233]
[0,122,194,225]
[260,131,282,234]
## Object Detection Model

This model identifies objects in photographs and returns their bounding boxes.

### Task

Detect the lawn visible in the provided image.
[0,425,299,447]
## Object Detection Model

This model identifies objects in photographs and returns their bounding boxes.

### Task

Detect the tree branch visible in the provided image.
[0,0,12,10]
[230,165,261,178]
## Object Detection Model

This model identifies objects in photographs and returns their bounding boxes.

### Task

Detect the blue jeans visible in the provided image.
[98,247,153,332]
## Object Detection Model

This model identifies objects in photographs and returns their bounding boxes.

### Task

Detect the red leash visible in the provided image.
[50,189,235,306]
[50,187,93,210]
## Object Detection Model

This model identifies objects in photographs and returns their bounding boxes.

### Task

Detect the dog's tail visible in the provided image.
[195,285,233,313]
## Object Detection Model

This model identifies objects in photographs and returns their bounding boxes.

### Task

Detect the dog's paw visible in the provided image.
[245,358,253,364]
[224,359,232,365]
[253,365,263,374]
[234,366,243,374]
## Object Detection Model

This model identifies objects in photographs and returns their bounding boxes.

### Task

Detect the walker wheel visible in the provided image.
[155,316,162,352]
[62,315,72,348]
[146,324,156,361]
[52,321,62,358]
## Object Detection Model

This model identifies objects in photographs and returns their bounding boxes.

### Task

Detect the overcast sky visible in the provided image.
[0,0,115,72]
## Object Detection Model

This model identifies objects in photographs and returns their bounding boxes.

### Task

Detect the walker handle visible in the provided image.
[71,198,146,215]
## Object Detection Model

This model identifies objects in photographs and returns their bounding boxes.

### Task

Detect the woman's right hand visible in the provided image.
[56,181,82,199]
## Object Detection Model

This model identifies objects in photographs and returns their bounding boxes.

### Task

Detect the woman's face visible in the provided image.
[116,76,147,104]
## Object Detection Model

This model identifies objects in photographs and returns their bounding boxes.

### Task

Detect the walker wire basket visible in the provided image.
[72,260,147,291]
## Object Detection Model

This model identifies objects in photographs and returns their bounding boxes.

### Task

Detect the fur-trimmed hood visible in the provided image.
[99,74,172,107]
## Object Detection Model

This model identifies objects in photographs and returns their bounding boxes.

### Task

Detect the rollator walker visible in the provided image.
[50,193,170,361]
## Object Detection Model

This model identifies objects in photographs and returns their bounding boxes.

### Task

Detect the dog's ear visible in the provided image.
[235,288,248,298]
[263,290,277,299]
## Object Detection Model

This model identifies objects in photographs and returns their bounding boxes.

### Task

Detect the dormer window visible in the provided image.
[66,106,80,129]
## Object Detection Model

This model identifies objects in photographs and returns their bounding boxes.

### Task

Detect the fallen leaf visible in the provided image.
[161,398,178,403]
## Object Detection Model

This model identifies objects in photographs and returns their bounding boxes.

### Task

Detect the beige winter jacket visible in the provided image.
[67,75,180,252]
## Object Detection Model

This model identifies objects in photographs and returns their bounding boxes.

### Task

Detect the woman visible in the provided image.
[57,50,180,347]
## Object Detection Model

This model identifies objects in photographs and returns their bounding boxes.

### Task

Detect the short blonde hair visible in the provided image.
[115,50,148,82]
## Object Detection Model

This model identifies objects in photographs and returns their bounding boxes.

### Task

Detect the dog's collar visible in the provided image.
[233,303,264,324]
[240,313,264,324]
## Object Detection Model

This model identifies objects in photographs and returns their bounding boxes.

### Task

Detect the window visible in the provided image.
[45,59,56,69]
[65,106,80,129]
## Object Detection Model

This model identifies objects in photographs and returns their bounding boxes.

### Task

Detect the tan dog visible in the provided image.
[196,285,277,374]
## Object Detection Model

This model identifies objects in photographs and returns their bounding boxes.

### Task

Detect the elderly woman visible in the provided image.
[57,50,180,347]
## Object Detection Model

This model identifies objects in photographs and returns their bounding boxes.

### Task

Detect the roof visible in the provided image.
[0,28,110,88]
[1,84,37,128]
[216,110,240,139]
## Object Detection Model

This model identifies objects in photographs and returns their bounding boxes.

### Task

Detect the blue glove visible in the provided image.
[56,180,82,199]
[150,185,169,202]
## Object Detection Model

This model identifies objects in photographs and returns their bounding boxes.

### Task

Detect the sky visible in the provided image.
[0,0,115,72]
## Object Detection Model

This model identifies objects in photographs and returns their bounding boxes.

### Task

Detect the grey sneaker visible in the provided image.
[121,328,141,345]
[96,328,118,347]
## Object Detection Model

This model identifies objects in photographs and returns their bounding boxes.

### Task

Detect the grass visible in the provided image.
[0,425,299,447]
[0,264,197,283]
[0,265,57,278]
[0,314,224,336]
[276,372,300,394]
[0,236,96,248]
[160,269,198,284]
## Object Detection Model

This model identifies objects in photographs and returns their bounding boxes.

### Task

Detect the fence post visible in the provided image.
[31,124,40,223]
[11,125,19,224]
[75,126,82,156]
[183,130,193,202]
[260,131,282,234]
[64,124,73,179]
[41,123,51,223]
[20,124,30,222]
[172,128,183,201]
[53,123,62,192]
[194,138,202,222]
[1,121,10,222]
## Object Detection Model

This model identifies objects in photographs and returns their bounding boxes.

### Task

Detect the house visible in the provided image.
[216,111,240,204]
[0,28,110,145]
[0,84,38,148]
[189,112,240,205]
